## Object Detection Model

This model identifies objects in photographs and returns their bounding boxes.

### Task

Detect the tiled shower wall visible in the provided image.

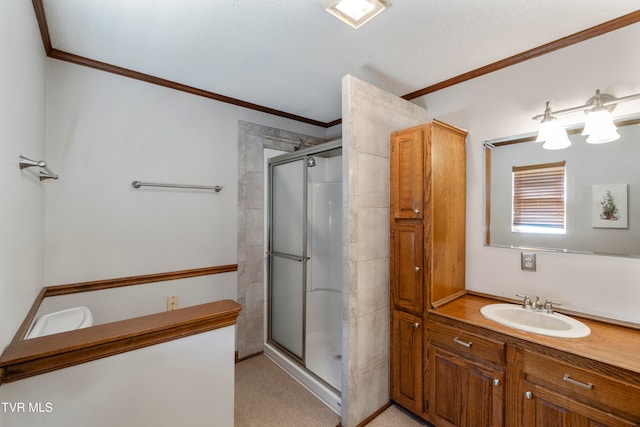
[341,75,428,427]
[236,121,326,358]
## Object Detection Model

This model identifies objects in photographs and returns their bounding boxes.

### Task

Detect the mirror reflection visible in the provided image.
[485,115,640,257]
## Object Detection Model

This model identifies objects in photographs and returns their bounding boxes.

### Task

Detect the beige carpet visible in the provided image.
[235,354,340,426]
[235,355,431,426]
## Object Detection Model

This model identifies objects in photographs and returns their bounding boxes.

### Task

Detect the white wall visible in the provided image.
[36,273,237,327]
[416,23,640,323]
[0,326,236,427]
[44,59,327,286]
[0,0,47,351]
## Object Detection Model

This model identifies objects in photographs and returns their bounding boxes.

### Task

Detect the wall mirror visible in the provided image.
[484,114,640,257]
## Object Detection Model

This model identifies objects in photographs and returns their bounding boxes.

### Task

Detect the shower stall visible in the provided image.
[265,140,343,413]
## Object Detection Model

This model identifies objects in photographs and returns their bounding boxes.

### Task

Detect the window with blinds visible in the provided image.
[512,161,566,234]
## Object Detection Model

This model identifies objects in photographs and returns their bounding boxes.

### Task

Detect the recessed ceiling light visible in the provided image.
[325,0,390,29]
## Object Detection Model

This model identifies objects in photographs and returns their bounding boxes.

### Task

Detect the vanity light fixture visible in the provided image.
[325,0,390,29]
[535,102,572,150]
[532,88,640,150]
[581,90,619,144]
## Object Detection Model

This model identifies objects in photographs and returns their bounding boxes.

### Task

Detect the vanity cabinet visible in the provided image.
[521,350,640,426]
[389,120,467,421]
[429,295,640,427]
[428,322,505,427]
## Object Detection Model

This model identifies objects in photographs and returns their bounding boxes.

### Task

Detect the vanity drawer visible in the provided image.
[523,350,640,420]
[429,322,505,366]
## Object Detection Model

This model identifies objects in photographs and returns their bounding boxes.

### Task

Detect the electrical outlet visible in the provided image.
[167,296,179,311]
[521,252,537,271]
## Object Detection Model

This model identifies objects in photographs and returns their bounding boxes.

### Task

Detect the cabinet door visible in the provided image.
[391,310,423,414]
[391,221,424,313]
[430,346,504,427]
[390,127,424,219]
[523,382,636,427]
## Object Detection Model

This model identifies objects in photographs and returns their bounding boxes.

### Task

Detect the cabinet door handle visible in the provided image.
[525,391,533,400]
[493,378,501,386]
[563,374,593,390]
[414,266,420,272]
[414,208,420,214]
[413,322,420,329]
[453,337,472,348]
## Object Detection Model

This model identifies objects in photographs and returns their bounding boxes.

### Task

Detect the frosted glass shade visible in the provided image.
[536,118,571,150]
[582,109,620,144]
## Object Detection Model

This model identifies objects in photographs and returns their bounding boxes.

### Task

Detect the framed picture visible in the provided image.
[592,184,628,228]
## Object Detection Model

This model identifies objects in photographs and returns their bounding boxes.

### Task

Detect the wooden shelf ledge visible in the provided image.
[0,299,241,384]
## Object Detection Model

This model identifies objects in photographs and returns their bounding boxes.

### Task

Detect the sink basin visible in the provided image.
[480,304,590,338]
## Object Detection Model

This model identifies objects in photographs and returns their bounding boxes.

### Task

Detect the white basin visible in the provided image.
[26,306,93,339]
[480,304,590,338]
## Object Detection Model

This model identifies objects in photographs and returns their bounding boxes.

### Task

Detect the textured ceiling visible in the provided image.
[43,1,640,124]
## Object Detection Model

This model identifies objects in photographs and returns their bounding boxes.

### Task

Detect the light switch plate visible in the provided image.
[521,252,536,271]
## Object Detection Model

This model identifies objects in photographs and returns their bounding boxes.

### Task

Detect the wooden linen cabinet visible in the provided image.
[389,120,468,421]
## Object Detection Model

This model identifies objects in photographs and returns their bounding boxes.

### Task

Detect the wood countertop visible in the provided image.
[430,294,640,376]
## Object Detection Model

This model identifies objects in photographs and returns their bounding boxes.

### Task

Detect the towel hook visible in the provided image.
[19,155,59,181]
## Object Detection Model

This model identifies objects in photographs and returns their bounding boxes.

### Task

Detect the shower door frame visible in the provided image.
[266,140,342,378]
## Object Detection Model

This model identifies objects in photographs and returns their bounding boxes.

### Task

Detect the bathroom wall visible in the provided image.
[36,273,237,327]
[44,59,327,288]
[415,22,640,323]
[0,326,236,427]
[0,0,47,351]
[341,75,429,427]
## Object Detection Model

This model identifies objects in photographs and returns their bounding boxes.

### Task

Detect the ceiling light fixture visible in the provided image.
[325,0,390,29]
[532,89,640,150]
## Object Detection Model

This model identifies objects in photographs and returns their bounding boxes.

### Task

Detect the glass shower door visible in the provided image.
[269,158,306,360]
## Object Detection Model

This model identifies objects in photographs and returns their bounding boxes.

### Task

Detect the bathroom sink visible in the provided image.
[480,304,590,338]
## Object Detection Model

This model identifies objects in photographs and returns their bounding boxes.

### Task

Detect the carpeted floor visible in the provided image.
[234,354,430,426]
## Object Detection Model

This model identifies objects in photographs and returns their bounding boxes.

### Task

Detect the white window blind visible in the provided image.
[512,161,566,232]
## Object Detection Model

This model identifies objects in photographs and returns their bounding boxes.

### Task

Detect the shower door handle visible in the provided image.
[267,251,309,262]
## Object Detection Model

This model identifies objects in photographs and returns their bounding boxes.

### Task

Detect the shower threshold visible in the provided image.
[263,343,341,415]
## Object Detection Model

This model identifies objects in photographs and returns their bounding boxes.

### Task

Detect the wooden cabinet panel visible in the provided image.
[390,127,425,219]
[430,346,504,427]
[391,221,424,313]
[433,350,463,426]
[430,322,505,367]
[390,310,423,414]
[429,122,467,306]
[523,350,640,422]
[523,381,636,427]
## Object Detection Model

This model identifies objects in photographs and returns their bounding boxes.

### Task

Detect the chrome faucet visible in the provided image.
[516,294,532,310]
[517,294,560,313]
[532,296,542,311]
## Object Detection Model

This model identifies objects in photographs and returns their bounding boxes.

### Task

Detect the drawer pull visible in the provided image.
[414,208,420,214]
[563,374,593,390]
[525,391,533,400]
[453,337,472,348]
[414,266,420,272]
